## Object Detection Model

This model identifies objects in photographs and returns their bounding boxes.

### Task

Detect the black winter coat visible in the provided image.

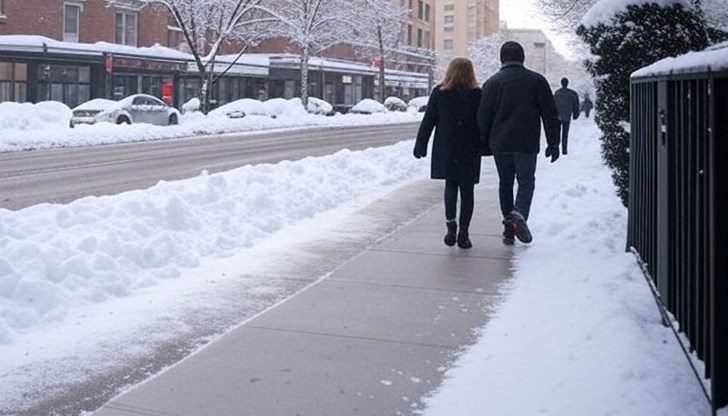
[477,63,560,154]
[414,85,483,184]
[553,87,580,122]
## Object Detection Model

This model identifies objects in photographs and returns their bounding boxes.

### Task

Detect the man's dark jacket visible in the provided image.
[477,63,560,154]
[553,87,580,122]
[414,85,483,184]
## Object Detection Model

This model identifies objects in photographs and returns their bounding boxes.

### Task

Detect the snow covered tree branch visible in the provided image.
[262,0,358,105]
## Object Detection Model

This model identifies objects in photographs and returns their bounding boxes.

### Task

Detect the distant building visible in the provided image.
[434,0,500,73]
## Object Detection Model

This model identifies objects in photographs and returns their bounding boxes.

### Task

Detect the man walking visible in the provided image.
[553,77,580,155]
[477,41,560,245]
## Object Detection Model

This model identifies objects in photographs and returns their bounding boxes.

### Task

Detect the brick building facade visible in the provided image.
[0,0,433,109]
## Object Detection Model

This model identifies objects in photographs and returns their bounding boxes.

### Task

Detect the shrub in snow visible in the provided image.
[0,101,72,131]
[577,1,710,206]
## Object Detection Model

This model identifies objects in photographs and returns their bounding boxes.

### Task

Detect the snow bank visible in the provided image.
[0,141,427,345]
[0,101,71,131]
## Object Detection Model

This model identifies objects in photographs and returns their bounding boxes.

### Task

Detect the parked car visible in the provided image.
[408,96,428,113]
[384,96,407,112]
[209,98,269,119]
[70,94,180,127]
[306,97,334,116]
[350,98,388,114]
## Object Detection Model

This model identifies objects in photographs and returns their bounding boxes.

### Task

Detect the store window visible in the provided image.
[37,64,90,107]
[64,3,81,43]
[0,62,27,103]
[115,11,138,46]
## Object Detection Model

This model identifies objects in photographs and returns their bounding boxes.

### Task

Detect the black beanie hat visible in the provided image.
[500,41,525,64]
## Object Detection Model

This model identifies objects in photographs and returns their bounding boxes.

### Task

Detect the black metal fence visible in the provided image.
[628,68,728,414]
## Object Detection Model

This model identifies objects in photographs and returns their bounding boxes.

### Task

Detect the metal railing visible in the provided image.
[629,69,728,414]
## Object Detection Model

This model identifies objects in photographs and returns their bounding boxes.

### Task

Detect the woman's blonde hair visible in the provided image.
[440,57,478,91]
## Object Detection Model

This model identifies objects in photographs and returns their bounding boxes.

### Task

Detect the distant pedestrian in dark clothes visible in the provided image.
[414,57,483,249]
[553,77,580,155]
[581,93,593,118]
[477,41,560,246]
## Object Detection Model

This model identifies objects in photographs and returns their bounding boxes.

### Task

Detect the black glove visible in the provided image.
[413,147,426,159]
[545,146,560,163]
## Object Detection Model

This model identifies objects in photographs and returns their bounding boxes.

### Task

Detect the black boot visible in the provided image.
[457,230,472,249]
[444,220,457,246]
[510,210,532,244]
[502,218,515,246]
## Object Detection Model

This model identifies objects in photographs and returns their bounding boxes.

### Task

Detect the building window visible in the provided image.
[115,11,138,46]
[0,0,6,22]
[0,62,28,103]
[418,1,424,19]
[64,3,81,43]
[417,28,423,47]
[424,4,430,22]
[444,4,454,11]
[443,39,454,50]
[407,24,412,45]
[424,31,430,48]
[442,14,455,30]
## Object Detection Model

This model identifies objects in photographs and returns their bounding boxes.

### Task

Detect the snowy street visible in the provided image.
[0,123,418,210]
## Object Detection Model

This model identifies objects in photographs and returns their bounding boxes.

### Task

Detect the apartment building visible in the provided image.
[435,0,499,68]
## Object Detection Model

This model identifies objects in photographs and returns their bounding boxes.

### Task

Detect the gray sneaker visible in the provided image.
[510,211,532,244]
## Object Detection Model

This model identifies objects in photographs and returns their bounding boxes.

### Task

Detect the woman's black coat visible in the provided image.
[414,85,483,184]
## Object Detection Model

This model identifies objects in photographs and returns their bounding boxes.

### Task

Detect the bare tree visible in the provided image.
[350,0,409,102]
[106,0,271,113]
[468,32,505,82]
[264,0,353,105]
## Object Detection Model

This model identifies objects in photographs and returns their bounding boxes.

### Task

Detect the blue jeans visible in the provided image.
[493,152,537,220]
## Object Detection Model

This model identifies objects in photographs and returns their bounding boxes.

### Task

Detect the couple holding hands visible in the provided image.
[414,41,561,249]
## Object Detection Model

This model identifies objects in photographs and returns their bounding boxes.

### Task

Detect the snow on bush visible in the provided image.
[0,101,72,131]
[577,1,710,206]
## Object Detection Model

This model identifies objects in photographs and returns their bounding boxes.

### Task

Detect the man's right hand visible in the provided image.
[545,146,560,163]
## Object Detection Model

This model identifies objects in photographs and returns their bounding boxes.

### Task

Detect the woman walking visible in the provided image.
[413,57,484,249]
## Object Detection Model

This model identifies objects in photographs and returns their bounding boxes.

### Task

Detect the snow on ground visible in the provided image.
[0,106,716,414]
[0,99,421,152]
[420,119,712,415]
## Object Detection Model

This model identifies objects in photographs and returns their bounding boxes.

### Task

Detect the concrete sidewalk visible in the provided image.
[93,180,514,416]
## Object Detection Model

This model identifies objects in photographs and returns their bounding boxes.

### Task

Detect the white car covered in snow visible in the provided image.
[70,94,180,127]
[407,96,428,112]
[350,98,388,114]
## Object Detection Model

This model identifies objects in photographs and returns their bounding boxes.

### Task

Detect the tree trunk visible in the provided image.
[301,46,310,107]
[379,59,386,102]
[378,27,386,102]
